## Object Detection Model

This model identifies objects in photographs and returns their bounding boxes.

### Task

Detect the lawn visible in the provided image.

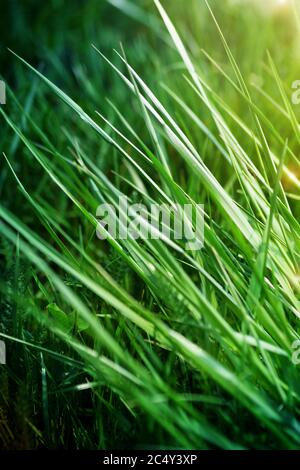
[0,0,300,450]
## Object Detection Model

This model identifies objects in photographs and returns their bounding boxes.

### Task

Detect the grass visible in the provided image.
[0,0,300,449]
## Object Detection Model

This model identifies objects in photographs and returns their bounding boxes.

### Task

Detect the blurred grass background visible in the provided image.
[1,0,300,450]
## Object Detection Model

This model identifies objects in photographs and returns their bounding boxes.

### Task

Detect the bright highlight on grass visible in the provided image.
[0,0,300,451]
[235,0,293,16]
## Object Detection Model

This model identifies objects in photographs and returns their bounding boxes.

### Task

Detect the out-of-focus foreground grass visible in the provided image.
[0,0,300,449]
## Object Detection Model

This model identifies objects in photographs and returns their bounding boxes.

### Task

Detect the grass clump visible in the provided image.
[0,0,300,449]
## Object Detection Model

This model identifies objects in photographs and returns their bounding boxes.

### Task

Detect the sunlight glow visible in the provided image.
[266,0,292,13]
[281,164,300,191]
[231,0,293,15]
